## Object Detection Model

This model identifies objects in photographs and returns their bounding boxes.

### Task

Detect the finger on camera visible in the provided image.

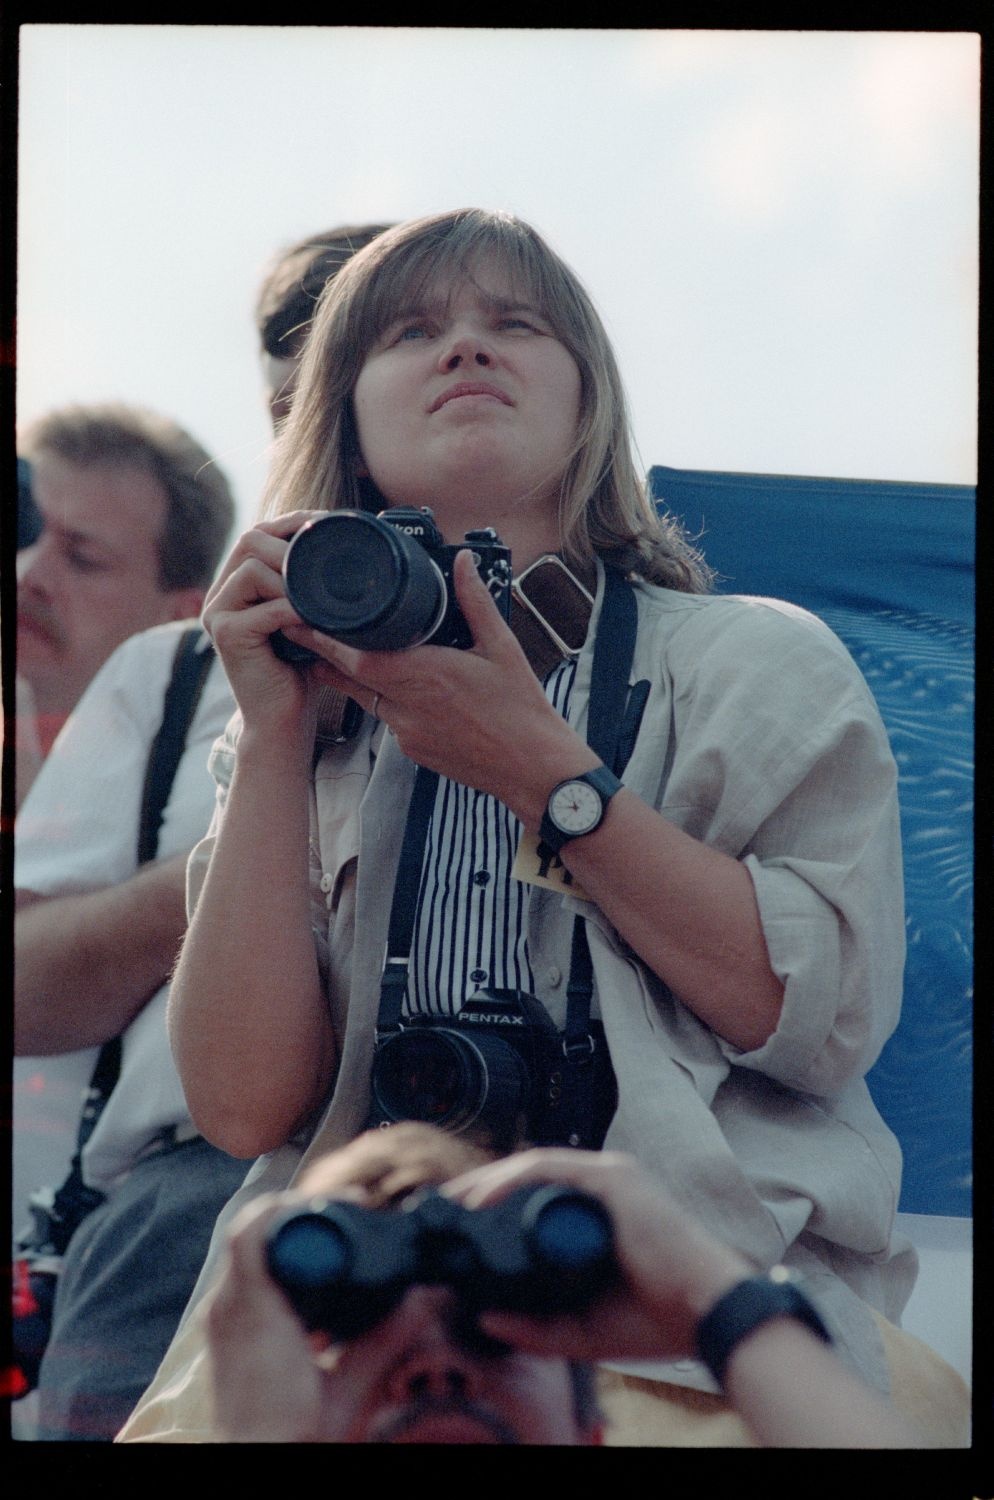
[305,658,366,699]
[451,548,513,651]
[212,527,293,592]
[253,509,329,538]
[205,557,291,620]
[300,635,411,702]
[206,587,302,634]
[294,631,361,676]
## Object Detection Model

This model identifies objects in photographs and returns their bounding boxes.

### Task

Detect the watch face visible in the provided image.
[549,779,602,835]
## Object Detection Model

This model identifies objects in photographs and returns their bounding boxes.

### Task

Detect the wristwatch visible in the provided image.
[539,764,621,855]
[696,1267,833,1389]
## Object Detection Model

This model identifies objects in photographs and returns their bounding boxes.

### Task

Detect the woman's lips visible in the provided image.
[429,382,513,413]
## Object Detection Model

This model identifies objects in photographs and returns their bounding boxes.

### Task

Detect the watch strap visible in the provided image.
[539,763,621,855]
[696,1269,832,1388]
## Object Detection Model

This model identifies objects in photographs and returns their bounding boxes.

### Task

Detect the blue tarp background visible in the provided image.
[649,465,974,1217]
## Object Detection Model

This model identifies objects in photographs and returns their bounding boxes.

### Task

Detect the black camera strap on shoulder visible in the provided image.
[378,758,441,1031]
[556,569,637,1145]
[23,628,215,1258]
[137,628,217,864]
[375,569,639,1148]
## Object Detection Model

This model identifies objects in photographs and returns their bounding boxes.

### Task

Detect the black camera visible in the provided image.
[264,1182,617,1341]
[12,1179,107,1391]
[271,506,512,663]
[368,988,617,1154]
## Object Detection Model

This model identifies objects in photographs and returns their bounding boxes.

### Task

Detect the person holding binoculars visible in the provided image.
[200,1126,923,1447]
[133,209,960,1444]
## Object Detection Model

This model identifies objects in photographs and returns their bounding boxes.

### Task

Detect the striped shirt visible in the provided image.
[405,658,577,1016]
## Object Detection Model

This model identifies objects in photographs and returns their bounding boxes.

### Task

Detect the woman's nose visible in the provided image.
[438,323,495,371]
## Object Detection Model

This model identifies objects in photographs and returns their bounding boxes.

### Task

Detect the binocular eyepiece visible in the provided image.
[265,1183,616,1342]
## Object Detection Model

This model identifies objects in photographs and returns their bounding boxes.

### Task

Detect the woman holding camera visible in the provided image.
[162,210,928,1432]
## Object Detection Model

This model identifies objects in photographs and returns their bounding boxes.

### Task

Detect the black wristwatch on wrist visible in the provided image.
[539,764,622,855]
[695,1267,833,1389]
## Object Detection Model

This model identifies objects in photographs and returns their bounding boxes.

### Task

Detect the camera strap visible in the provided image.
[21,629,215,1258]
[376,569,638,1148]
[562,566,636,1051]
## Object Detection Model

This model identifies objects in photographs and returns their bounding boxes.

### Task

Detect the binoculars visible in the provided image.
[265,1182,617,1341]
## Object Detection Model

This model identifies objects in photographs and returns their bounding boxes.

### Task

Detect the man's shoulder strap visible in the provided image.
[137,627,216,866]
[49,628,215,1199]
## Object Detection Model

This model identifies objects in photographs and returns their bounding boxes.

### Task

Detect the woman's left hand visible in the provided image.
[303,548,598,826]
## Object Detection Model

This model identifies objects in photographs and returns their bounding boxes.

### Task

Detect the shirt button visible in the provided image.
[470,968,488,984]
[472,870,491,887]
[547,966,563,988]
[319,873,333,893]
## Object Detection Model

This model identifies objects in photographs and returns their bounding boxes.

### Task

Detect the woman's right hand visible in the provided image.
[202,511,329,737]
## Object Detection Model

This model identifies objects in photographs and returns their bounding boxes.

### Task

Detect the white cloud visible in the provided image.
[853,32,980,182]
[695,100,798,225]
[634,28,773,81]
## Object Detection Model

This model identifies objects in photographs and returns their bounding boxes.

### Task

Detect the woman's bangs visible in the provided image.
[356,215,563,347]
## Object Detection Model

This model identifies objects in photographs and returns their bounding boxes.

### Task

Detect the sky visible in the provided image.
[17,25,980,536]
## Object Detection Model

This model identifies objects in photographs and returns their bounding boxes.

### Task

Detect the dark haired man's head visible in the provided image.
[255,223,394,429]
[283,1124,603,1444]
[17,403,234,729]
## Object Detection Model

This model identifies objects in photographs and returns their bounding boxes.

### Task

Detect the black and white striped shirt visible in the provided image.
[405,658,577,1016]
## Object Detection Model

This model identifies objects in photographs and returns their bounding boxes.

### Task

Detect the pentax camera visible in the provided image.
[271,506,512,663]
[368,988,618,1154]
[264,1181,617,1342]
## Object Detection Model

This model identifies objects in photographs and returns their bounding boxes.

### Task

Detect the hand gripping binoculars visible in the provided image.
[265,1183,617,1342]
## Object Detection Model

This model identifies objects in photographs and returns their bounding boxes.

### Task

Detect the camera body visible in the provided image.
[271,506,512,662]
[12,1180,106,1391]
[369,988,617,1154]
[264,1182,617,1341]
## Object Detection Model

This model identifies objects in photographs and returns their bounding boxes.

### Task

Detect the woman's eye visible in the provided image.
[498,317,536,332]
[397,322,432,342]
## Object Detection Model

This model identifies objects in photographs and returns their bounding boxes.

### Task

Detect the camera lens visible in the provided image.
[283,511,445,650]
[372,1028,529,1134]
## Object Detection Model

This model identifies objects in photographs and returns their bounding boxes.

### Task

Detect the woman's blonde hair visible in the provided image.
[264,209,711,593]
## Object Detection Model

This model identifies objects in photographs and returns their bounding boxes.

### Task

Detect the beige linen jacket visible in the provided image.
[118,569,916,1441]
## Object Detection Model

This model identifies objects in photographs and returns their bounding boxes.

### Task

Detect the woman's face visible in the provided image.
[351,257,582,542]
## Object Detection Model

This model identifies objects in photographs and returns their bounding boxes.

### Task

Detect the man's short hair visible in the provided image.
[297,1124,603,1436]
[254,224,394,361]
[19,403,235,591]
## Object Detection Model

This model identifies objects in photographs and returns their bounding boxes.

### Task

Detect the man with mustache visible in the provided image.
[15,404,234,811]
[13,229,395,1442]
[13,403,238,1439]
